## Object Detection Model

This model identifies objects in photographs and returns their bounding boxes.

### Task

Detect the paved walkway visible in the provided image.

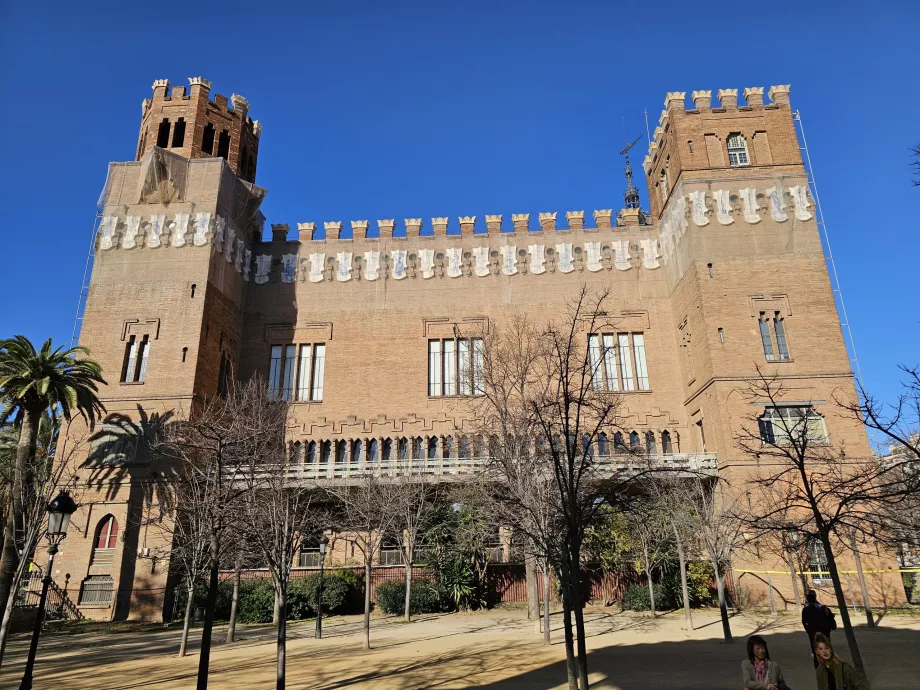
[1,607,918,689]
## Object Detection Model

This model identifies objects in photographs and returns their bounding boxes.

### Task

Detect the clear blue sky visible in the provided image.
[1,1,917,415]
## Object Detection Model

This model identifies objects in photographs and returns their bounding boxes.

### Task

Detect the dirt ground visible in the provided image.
[1,607,918,689]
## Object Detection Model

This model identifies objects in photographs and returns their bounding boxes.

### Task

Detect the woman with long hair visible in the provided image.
[813,633,870,690]
[741,635,789,690]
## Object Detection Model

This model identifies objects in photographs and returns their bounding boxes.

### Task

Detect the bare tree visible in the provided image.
[648,478,697,628]
[155,377,279,689]
[329,473,399,650]
[391,476,439,622]
[912,144,920,187]
[237,392,321,690]
[625,495,670,618]
[0,424,82,666]
[465,287,634,690]
[736,371,920,675]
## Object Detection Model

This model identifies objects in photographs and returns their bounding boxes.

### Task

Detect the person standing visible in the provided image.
[741,635,790,690]
[802,589,836,667]
[814,633,870,690]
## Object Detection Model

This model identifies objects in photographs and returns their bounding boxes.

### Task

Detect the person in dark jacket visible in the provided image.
[741,635,790,690]
[802,590,836,666]
[814,633,870,690]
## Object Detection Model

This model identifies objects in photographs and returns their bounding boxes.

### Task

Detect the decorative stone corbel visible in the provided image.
[789,185,813,220]
[640,238,661,270]
[713,189,733,225]
[419,248,435,279]
[281,253,297,283]
[99,216,117,250]
[446,247,463,278]
[556,243,575,273]
[308,253,325,283]
[390,250,408,280]
[499,245,517,276]
[584,242,603,272]
[528,244,546,275]
[739,188,761,224]
[172,212,190,247]
[473,247,490,277]
[254,255,272,284]
[766,186,789,222]
[688,190,709,227]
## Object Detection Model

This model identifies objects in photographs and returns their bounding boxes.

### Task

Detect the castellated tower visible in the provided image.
[65,78,265,620]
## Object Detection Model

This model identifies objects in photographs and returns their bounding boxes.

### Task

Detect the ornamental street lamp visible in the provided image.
[314,534,330,639]
[19,491,78,690]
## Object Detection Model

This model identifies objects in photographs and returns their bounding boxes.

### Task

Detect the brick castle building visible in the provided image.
[54,77,902,620]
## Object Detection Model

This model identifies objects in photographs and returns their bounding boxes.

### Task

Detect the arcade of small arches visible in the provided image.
[288,429,681,467]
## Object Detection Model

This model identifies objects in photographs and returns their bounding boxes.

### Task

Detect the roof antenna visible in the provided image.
[644,109,651,146]
[619,134,642,210]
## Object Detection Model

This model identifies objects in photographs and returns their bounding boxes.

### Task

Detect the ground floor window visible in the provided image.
[79,575,115,606]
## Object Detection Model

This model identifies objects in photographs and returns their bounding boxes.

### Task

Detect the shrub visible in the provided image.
[333,568,365,594]
[621,583,674,612]
[236,578,276,623]
[376,579,446,615]
[287,574,351,619]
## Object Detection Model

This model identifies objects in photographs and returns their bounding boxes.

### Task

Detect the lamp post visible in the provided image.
[315,534,329,639]
[19,491,78,690]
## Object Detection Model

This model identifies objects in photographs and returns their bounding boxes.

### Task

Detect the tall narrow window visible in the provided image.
[618,334,634,391]
[727,134,750,167]
[443,339,457,396]
[351,439,362,464]
[95,515,119,550]
[661,430,673,454]
[202,122,215,155]
[297,344,312,401]
[645,431,658,456]
[427,437,439,460]
[321,441,331,463]
[282,345,296,401]
[336,440,347,464]
[588,335,603,390]
[632,334,649,391]
[629,431,640,450]
[458,339,471,396]
[773,313,790,360]
[122,336,138,383]
[396,438,407,460]
[412,437,423,460]
[368,439,378,463]
[217,352,228,397]
[268,345,283,395]
[597,432,609,457]
[156,118,171,148]
[171,118,186,147]
[758,313,776,361]
[697,420,707,452]
[217,130,231,159]
[311,344,326,401]
[136,335,150,383]
[428,340,442,396]
[602,334,618,391]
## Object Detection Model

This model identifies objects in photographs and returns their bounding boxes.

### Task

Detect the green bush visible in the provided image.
[333,568,365,594]
[376,579,446,615]
[621,583,678,611]
[287,574,351,619]
[236,578,276,623]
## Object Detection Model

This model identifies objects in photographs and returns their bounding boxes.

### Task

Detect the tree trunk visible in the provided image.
[787,549,802,608]
[0,549,36,667]
[558,557,579,690]
[820,532,866,675]
[179,580,195,657]
[711,557,733,643]
[404,560,413,622]
[850,534,875,628]
[643,544,656,617]
[226,560,242,644]
[674,529,692,628]
[273,589,280,626]
[363,560,371,650]
[0,407,39,620]
[569,548,589,690]
[525,553,539,628]
[196,533,220,690]
[276,583,287,690]
[542,563,551,646]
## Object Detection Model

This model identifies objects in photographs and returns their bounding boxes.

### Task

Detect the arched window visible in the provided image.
[336,440,347,464]
[474,435,486,458]
[412,437,424,460]
[727,134,749,167]
[427,437,439,460]
[661,430,673,454]
[645,431,658,456]
[598,432,609,457]
[95,515,119,550]
[613,432,624,451]
[291,441,304,464]
[582,434,593,458]
[351,439,362,464]
[443,436,454,459]
[396,437,408,460]
[368,439,378,463]
[459,435,470,459]
[320,440,331,464]
[307,441,317,464]
[629,431,640,451]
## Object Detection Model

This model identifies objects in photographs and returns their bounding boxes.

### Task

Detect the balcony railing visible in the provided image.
[235,452,718,484]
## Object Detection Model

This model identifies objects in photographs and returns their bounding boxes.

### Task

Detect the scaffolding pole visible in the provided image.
[70,211,102,347]
[793,110,863,385]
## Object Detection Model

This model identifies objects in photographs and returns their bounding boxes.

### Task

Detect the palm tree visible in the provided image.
[0,336,106,615]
